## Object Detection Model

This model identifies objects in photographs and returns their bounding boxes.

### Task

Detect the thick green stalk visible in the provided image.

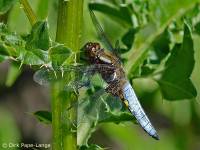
[19,0,37,25]
[56,0,83,52]
[53,0,83,150]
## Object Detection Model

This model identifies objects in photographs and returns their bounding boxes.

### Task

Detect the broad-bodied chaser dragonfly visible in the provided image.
[34,10,159,140]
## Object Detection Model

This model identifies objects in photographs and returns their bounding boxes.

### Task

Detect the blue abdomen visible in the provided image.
[122,81,159,140]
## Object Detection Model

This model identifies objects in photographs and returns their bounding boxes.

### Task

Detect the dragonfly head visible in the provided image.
[82,42,102,63]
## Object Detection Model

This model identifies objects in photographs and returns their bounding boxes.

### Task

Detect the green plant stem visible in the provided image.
[19,0,37,26]
[53,0,83,150]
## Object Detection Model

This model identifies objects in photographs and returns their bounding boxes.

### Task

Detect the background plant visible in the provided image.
[0,0,200,150]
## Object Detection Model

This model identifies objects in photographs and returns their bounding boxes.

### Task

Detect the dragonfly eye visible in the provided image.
[95,43,100,49]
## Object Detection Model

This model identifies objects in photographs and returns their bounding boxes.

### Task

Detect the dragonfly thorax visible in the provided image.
[83,42,126,83]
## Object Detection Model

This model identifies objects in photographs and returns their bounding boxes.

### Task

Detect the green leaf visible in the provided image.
[79,88,135,125]
[99,111,135,124]
[0,42,9,56]
[0,44,10,62]
[0,23,49,65]
[89,2,133,27]
[0,0,16,14]
[49,44,71,68]
[98,94,136,124]
[0,23,22,57]
[26,21,50,51]
[17,47,48,65]
[78,87,136,145]
[33,111,52,124]
[155,24,197,100]
[5,61,21,87]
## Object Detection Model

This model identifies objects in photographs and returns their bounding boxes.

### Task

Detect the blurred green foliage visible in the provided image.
[0,107,20,150]
[0,0,200,150]
[0,0,16,14]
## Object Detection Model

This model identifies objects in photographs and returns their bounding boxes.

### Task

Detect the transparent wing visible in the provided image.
[54,84,132,127]
[115,40,120,52]
[67,87,125,126]
[89,10,114,52]
[33,64,116,90]
[61,87,107,127]
[90,10,122,61]
[34,65,89,87]
[77,88,107,125]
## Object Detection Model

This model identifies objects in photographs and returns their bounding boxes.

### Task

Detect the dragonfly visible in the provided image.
[34,10,159,140]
